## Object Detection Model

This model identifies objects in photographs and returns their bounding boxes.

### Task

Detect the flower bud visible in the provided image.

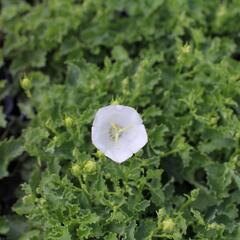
[71,164,81,177]
[210,117,217,125]
[64,116,73,128]
[217,5,226,17]
[182,43,191,54]
[84,160,97,173]
[96,150,104,159]
[39,198,46,205]
[105,173,111,179]
[208,223,222,230]
[20,76,32,90]
[162,218,175,232]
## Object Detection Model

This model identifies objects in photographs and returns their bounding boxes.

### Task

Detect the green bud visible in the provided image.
[208,223,222,230]
[210,117,217,125]
[84,160,97,173]
[20,76,32,90]
[217,5,226,17]
[105,173,111,179]
[39,198,46,205]
[53,136,58,142]
[182,43,191,54]
[96,150,104,159]
[71,164,81,177]
[162,218,175,232]
[64,116,73,128]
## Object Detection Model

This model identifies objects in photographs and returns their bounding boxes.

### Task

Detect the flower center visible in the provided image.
[109,123,126,142]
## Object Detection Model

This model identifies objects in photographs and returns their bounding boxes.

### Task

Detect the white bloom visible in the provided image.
[91,105,148,163]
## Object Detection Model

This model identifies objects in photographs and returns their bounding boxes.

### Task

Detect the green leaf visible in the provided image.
[0,106,7,128]
[19,230,40,240]
[0,138,23,179]
[0,216,9,235]
[111,45,129,61]
[206,163,232,197]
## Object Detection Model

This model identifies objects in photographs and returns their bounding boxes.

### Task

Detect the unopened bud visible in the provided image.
[96,150,104,159]
[210,117,217,125]
[71,164,81,177]
[64,116,73,128]
[39,198,46,205]
[182,43,191,54]
[162,218,175,232]
[20,76,32,90]
[84,160,97,173]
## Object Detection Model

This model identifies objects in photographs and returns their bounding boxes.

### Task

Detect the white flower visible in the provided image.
[91,105,148,163]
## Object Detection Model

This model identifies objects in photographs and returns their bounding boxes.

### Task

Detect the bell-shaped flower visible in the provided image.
[91,105,148,163]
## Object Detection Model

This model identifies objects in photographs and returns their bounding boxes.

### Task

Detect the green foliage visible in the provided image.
[0,0,240,239]
[0,138,23,179]
[13,54,240,239]
[0,216,9,235]
[0,106,7,128]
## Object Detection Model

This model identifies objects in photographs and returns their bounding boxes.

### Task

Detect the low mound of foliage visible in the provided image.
[0,0,240,239]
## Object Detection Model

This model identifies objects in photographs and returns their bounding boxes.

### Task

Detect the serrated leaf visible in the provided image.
[0,138,23,179]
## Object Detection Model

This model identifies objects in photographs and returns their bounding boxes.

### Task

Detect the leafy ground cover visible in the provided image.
[1,0,240,239]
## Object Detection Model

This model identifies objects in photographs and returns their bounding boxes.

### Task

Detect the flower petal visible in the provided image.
[122,124,148,153]
[105,141,133,163]
[93,105,142,129]
[91,126,113,153]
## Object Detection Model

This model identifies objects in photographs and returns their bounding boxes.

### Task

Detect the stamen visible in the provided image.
[109,123,134,142]
[109,123,127,142]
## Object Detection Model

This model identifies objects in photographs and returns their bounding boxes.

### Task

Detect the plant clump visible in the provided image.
[0,0,240,239]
